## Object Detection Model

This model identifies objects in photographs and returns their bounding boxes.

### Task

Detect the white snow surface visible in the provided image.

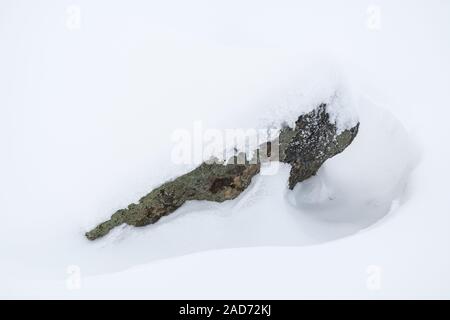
[1,0,449,299]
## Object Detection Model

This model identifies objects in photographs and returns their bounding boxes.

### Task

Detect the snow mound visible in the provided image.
[287,97,418,228]
[256,63,359,134]
[79,96,417,275]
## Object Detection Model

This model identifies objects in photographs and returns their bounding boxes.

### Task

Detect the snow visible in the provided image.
[256,63,360,134]
[1,0,450,299]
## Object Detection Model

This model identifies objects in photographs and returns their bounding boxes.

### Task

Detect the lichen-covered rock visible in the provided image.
[85,157,260,240]
[279,104,359,189]
[85,103,359,240]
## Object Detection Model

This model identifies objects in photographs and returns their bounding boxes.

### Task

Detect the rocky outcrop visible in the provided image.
[85,103,359,240]
[85,159,260,240]
[279,104,359,189]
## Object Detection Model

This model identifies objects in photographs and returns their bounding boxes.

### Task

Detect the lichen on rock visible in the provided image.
[85,103,359,241]
[279,103,359,189]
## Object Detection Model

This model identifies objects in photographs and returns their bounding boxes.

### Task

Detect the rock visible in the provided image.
[279,104,359,189]
[85,103,359,240]
[85,157,260,240]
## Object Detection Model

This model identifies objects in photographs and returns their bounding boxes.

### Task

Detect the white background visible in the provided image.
[1,0,449,298]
